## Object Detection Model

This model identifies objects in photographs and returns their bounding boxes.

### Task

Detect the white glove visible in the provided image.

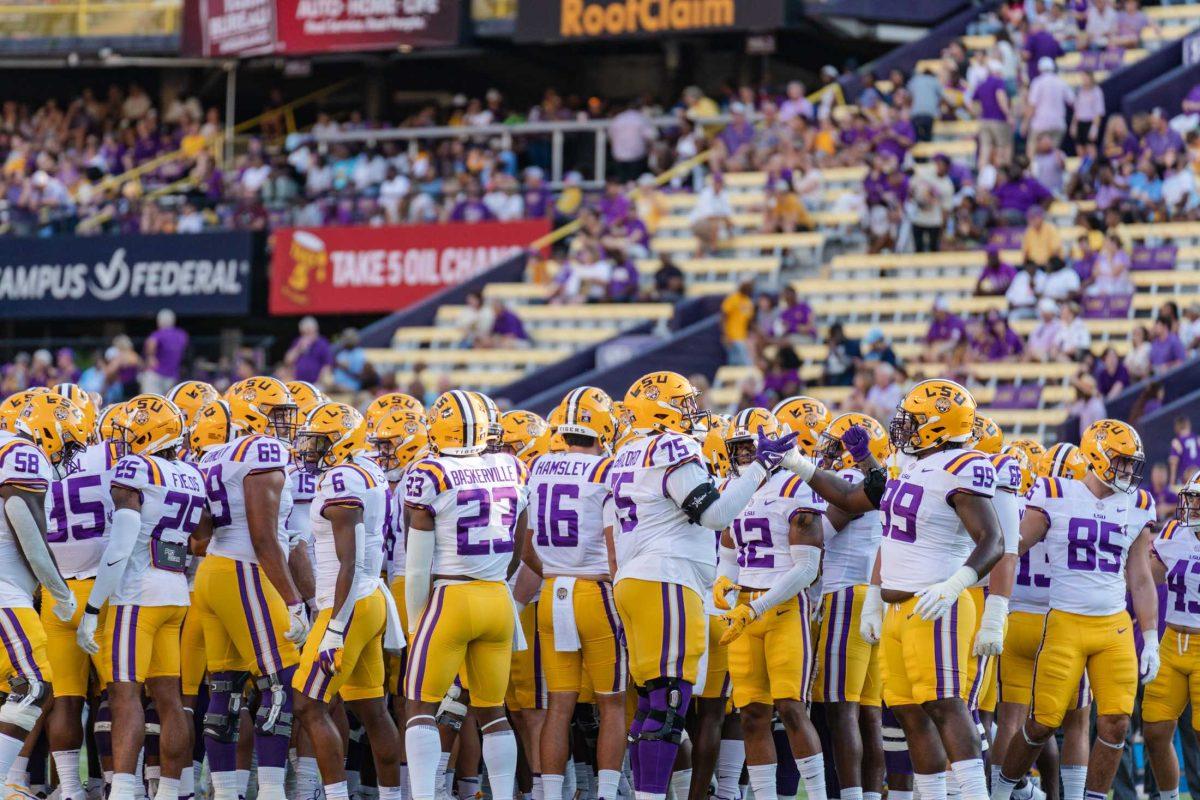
[76,611,100,655]
[285,602,311,644]
[860,585,883,644]
[780,449,816,481]
[913,566,978,621]
[1140,632,1160,685]
[53,591,78,624]
[317,621,346,675]
[972,594,1009,657]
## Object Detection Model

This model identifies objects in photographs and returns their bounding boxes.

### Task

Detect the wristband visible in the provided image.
[85,604,101,616]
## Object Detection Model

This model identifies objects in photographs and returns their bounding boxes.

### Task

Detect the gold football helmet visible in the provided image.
[167,381,220,430]
[500,410,551,465]
[1009,438,1046,463]
[1080,419,1144,494]
[1037,442,1088,481]
[972,415,1004,455]
[889,379,976,455]
[817,412,889,471]
[296,402,366,473]
[371,410,429,479]
[427,390,490,457]
[1001,443,1036,496]
[725,408,779,474]
[702,415,732,478]
[557,387,616,448]
[772,396,832,457]
[114,394,186,457]
[1179,472,1200,528]
[624,371,704,435]
[285,381,326,418]
[0,388,50,433]
[52,383,98,443]
[547,405,568,453]
[190,400,235,456]
[17,393,89,476]
[226,377,298,442]
[365,393,426,435]
[468,392,503,454]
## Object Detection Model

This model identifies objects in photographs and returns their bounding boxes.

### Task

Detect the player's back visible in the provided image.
[48,441,121,580]
[0,437,52,606]
[405,451,525,582]
[200,433,291,563]
[609,432,713,596]
[821,466,882,594]
[879,447,996,593]
[527,451,612,576]
[110,454,205,607]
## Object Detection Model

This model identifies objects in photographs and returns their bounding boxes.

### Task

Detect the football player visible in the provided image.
[194,377,309,800]
[523,389,624,800]
[608,372,797,800]
[75,395,207,800]
[291,403,404,800]
[992,420,1159,800]
[51,385,98,444]
[811,413,888,800]
[403,391,528,800]
[0,394,85,797]
[714,408,828,800]
[167,381,220,460]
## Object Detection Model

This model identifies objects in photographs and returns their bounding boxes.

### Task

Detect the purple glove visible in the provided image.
[755,426,799,471]
[841,425,873,463]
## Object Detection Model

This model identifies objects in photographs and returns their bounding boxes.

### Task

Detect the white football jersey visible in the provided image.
[821,467,882,594]
[309,456,387,610]
[528,452,613,576]
[0,437,53,607]
[404,451,528,581]
[285,464,317,546]
[48,442,120,580]
[109,454,205,607]
[731,469,825,589]
[879,448,997,593]
[384,472,407,581]
[609,432,716,598]
[1027,475,1142,616]
[1011,480,1051,614]
[1154,519,1200,629]
[199,434,291,564]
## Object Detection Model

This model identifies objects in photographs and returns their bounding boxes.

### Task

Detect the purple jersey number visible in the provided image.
[455,486,518,556]
[880,480,923,543]
[1166,559,1200,615]
[611,472,638,534]
[1016,548,1051,588]
[203,464,232,528]
[731,516,774,569]
[47,474,107,543]
[535,482,580,548]
[1065,518,1124,573]
[149,489,207,572]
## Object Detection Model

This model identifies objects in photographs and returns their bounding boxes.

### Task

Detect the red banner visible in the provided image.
[269,220,550,315]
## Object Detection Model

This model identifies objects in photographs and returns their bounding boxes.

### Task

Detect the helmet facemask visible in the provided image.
[816,431,845,470]
[1180,486,1200,528]
[889,409,923,455]
[725,436,756,475]
[54,436,87,479]
[1105,451,1144,494]
[294,430,334,475]
[266,403,299,443]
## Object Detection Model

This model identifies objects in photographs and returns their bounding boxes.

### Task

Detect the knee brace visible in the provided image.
[0,675,45,731]
[204,671,249,744]
[254,671,294,738]
[435,683,467,730]
[628,686,650,744]
[636,677,689,745]
[1020,721,1052,747]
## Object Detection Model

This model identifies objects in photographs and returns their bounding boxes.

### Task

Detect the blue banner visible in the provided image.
[0,232,254,319]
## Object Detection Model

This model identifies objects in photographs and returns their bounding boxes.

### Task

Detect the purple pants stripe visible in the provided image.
[800,592,813,702]
[405,586,445,700]
[836,587,853,699]
[234,564,269,674]
[821,591,840,701]
[0,609,40,682]
[248,566,285,671]
[949,601,960,697]
[658,584,671,677]
[599,582,624,693]
[673,584,687,678]
[933,615,945,698]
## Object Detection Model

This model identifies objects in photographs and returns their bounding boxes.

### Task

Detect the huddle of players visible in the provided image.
[0,369,1196,800]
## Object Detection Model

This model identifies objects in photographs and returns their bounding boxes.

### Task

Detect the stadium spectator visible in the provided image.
[864,362,904,422]
[1150,316,1187,374]
[1055,301,1092,360]
[651,257,686,303]
[1180,303,1200,351]
[1170,415,1200,486]
[1083,0,1120,49]
[1094,346,1131,398]
[105,335,143,401]
[486,300,532,349]
[458,291,496,348]
[330,328,374,396]
[980,311,1024,360]
[976,245,1017,296]
[689,173,734,255]
[774,287,817,341]
[609,100,656,181]
[141,308,189,395]
[1041,256,1081,302]
[1071,72,1105,157]
[907,66,943,142]
[1085,234,1133,297]
[1069,372,1107,431]
[779,81,813,122]
[1026,298,1063,362]
[861,327,900,367]
[909,166,954,252]
[285,315,334,384]
[721,280,756,366]
[1115,0,1156,48]
[924,296,967,361]
[973,60,1013,165]
[1126,324,1153,381]
[54,348,80,384]
[1149,462,1178,521]
[822,322,861,386]
[1025,58,1074,158]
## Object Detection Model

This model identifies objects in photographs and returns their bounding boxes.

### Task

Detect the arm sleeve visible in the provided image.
[404,527,434,634]
[4,494,71,604]
[86,506,140,610]
[718,545,739,583]
[665,459,767,531]
[748,545,822,616]
[991,487,1021,555]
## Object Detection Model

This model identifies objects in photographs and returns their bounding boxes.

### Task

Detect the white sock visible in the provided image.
[747,764,777,800]
[401,765,411,800]
[888,792,911,800]
[54,750,84,799]
[796,754,826,800]
[1061,767,1086,800]
[380,788,403,800]
[326,781,351,800]
[990,772,1019,800]
[111,773,139,800]
[716,740,745,800]
[533,774,545,800]
[153,777,180,800]
[180,764,195,800]
[544,774,566,800]
[405,725,444,800]
[210,771,238,800]
[669,769,692,800]
[842,788,863,800]
[235,769,250,799]
[915,773,948,800]
[458,776,481,799]
[256,766,287,800]
[598,770,621,800]
[1158,791,1180,800]
[482,729,518,800]
[864,793,882,800]
[633,793,667,800]
[439,753,452,797]
[950,760,987,800]
[297,757,321,800]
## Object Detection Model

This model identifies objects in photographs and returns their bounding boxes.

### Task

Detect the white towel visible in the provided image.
[552,577,581,652]
[511,585,528,652]
[376,579,405,655]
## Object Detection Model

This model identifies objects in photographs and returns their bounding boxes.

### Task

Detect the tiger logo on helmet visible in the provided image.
[1080,419,1144,494]
[427,390,490,457]
[702,415,732,478]
[285,381,327,419]
[52,382,98,444]
[971,415,1004,455]
[556,387,616,450]
[226,376,299,442]
[1177,472,1200,528]
[888,378,976,456]
[724,407,779,475]
[1037,442,1088,481]
[772,395,832,457]
[168,381,220,429]
[816,412,889,471]
[500,410,551,466]
[365,393,426,436]
[0,387,51,433]
[370,410,429,481]
[114,394,186,457]
[295,402,367,474]
[623,371,705,435]
[16,392,90,477]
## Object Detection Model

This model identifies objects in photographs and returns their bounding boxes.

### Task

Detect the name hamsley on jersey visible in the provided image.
[610,432,716,597]
[109,455,205,607]
[1154,520,1200,629]
[405,451,528,581]
[0,439,53,607]
[200,434,291,563]
[821,468,882,594]
[731,470,826,589]
[1027,476,1145,616]
[879,449,997,594]
[309,458,387,610]
[47,442,120,580]
[528,452,612,575]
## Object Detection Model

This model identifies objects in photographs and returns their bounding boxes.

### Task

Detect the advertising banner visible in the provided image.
[0,232,254,320]
[269,219,550,315]
[515,0,783,43]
